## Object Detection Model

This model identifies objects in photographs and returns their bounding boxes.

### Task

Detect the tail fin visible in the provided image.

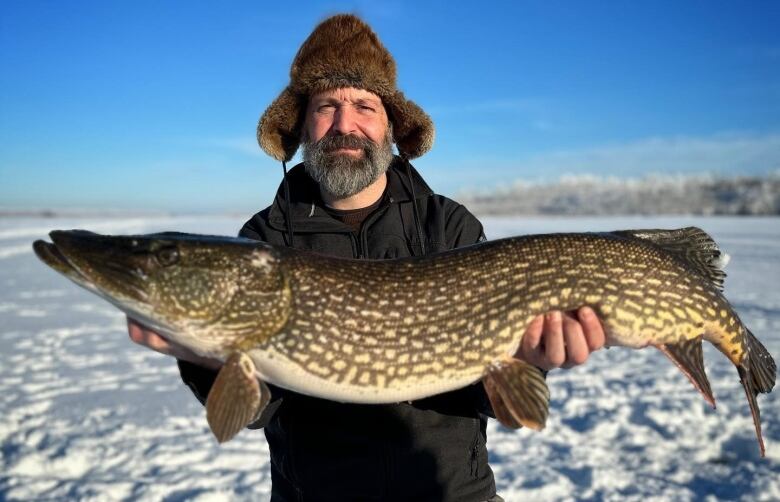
[746,328,776,394]
[737,329,776,458]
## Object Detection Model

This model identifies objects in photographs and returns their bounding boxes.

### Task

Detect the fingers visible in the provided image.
[126,316,223,370]
[516,315,545,368]
[127,317,151,346]
[543,311,565,368]
[517,312,565,371]
[127,317,175,356]
[577,306,606,352]
[521,314,544,355]
[516,308,607,371]
[562,312,589,367]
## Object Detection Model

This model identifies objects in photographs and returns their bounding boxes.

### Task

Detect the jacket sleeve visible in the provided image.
[238,219,263,240]
[176,212,284,430]
[444,203,487,250]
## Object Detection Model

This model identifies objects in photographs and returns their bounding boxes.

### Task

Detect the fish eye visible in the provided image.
[155,247,180,267]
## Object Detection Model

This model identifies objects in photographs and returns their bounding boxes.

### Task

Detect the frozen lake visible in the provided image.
[1,215,778,501]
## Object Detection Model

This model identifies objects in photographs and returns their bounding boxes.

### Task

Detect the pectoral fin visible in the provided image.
[655,335,715,408]
[206,352,270,443]
[483,357,550,430]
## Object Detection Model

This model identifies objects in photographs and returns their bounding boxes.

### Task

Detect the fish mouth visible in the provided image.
[33,238,100,293]
[35,230,151,304]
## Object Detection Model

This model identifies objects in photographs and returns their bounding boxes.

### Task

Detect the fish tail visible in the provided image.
[737,329,776,458]
[745,328,776,395]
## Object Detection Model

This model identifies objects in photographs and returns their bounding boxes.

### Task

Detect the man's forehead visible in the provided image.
[309,87,383,104]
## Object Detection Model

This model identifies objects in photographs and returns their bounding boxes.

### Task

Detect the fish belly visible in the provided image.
[248,347,485,404]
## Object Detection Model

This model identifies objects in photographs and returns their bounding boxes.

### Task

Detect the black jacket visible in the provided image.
[179,157,497,501]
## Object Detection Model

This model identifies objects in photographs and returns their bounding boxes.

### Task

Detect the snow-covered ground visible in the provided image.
[1,215,778,501]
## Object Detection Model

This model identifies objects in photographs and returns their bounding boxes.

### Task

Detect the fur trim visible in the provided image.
[257,14,434,161]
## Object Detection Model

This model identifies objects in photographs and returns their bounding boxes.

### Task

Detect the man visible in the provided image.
[128,14,605,501]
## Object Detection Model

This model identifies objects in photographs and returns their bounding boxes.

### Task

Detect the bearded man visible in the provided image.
[128,14,605,501]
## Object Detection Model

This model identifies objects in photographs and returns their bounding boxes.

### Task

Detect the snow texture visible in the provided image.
[0,215,778,501]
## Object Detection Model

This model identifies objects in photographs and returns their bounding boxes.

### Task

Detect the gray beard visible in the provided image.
[302,128,394,199]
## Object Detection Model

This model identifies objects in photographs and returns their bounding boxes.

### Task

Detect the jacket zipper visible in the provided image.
[350,232,363,259]
[470,419,481,478]
[470,443,480,478]
[354,203,391,260]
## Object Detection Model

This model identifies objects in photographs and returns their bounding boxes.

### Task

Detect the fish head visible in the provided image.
[35,231,292,353]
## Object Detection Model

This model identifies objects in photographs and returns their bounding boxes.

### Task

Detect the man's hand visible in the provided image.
[127,317,222,370]
[515,307,606,371]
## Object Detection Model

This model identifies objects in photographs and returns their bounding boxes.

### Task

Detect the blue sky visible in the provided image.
[1,1,779,213]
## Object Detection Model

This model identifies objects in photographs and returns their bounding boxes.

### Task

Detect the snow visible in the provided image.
[0,215,778,501]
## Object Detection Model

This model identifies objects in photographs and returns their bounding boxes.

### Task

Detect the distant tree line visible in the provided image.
[458,173,780,216]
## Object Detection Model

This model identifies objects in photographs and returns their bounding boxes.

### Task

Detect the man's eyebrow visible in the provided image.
[354,98,381,106]
[313,97,340,105]
[311,96,382,106]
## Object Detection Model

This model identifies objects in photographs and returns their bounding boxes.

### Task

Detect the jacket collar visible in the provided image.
[267,156,433,233]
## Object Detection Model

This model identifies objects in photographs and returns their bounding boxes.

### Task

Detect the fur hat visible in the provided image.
[257,14,435,162]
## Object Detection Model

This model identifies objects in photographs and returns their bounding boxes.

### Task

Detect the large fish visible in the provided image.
[33,228,775,455]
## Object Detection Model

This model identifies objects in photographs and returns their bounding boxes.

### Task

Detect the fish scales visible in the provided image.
[253,233,738,400]
[34,228,776,452]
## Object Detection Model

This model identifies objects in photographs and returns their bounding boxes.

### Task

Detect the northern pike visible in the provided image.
[33,228,776,455]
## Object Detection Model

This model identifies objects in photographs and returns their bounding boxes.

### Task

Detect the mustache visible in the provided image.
[316,134,375,152]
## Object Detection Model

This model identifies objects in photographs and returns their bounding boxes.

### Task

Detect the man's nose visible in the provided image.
[331,107,358,135]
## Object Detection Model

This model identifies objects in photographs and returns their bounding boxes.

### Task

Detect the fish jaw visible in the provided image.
[33,239,103,295]
[35,237,182,340]
[48,230,153,306]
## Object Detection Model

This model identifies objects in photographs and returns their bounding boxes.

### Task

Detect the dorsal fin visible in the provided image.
[611,227,727,291]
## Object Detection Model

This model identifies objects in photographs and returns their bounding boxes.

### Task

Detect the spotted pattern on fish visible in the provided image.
[252,233,743,393]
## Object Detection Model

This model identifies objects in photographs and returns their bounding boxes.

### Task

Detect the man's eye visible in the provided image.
[317,104,336,112]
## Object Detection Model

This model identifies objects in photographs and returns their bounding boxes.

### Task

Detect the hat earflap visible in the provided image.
[257,87,305,162]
